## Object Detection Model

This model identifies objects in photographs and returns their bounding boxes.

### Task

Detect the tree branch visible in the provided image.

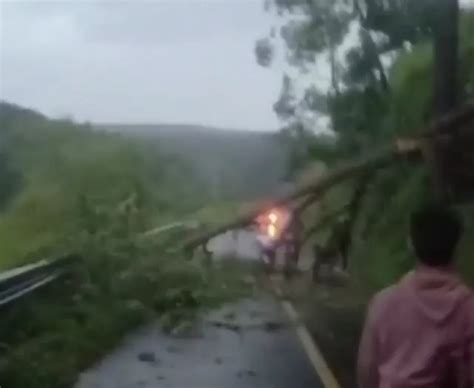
[183,104,474,251]
[183,147,403,251]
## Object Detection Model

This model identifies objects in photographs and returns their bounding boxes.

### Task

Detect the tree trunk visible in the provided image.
[354,0,390,93]
[183,147,406,251]
[429,0,459,200]
[361,29,390,93]
[432,0,459,116]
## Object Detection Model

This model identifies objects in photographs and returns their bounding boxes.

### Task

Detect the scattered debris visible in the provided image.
[208,320,241,332]
[207,320,287,332]
[263,321,285,332]
[137,351,157,364]
[170,321,203,339]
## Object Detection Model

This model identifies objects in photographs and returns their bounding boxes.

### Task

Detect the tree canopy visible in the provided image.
[255,0,474,285]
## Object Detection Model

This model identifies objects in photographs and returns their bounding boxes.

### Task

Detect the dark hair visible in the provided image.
[410,205,462,266]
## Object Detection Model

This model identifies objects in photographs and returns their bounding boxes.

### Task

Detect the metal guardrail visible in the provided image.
[140,220,199,239]
[0,254,79,307]
[0,220,199,308]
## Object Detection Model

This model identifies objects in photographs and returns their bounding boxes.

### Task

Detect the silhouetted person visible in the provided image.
[357,205,473,388]
[283,212,303,268]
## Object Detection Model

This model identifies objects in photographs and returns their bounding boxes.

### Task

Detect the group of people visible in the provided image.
[257,204,473,387]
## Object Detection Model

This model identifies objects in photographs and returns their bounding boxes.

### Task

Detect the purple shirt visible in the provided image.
[358,266,474,388]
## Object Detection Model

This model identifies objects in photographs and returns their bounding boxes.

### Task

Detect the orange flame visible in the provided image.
[267,223,277,238]
[268,211,278,223]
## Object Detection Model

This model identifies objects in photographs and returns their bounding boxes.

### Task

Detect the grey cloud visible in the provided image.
[0,0,282,130]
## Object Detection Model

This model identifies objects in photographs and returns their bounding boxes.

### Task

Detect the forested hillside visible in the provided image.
[0,102,290,270]
[100,123,289,201]
[0,101,254,387]
[0,102,205,269]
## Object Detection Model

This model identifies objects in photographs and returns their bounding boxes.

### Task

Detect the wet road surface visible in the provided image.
[207,228,314,269]
[75,294,323,388]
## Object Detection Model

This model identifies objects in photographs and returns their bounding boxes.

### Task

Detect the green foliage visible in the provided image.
[359,0,435,49]
[390,12,474,133]
[0,233,250,388]
[0,151,22,210]
[0,102,207,269]
[264,7,474,386]
[0,102,256,387]
[349,168,430,288]
[460,12,474,102]
[343,14,474,287]
[0,186,75,268]
[389,43,433,133]
[270,0,352,68]
[289,10,474,288]
[329,86,390,144]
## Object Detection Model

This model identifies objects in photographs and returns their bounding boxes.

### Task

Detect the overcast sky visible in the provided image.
[1,1,473,131]
[0,0,284,130]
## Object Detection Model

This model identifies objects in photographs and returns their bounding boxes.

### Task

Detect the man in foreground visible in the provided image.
[357,206,473,388]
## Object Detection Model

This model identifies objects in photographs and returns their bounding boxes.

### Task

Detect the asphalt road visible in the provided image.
[207,228,315,270]
[75,295,323,388]
[207,228,262,260]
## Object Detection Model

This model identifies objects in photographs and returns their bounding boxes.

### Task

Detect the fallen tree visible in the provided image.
[184,148,399,251]
[183,104,474,252]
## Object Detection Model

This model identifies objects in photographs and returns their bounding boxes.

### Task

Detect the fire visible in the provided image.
[265,210,279,238]
[268,211,278,223]
[256,207,287,240]
[267,223,277,238]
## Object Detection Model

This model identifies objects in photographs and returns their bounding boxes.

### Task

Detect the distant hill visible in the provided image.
[99,123,290,201]
[0,101,212,268]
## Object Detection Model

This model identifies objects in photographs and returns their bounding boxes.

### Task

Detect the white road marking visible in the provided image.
[272,278,341,388]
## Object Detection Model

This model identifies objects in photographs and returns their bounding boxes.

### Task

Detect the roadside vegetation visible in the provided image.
[258,2,474,386]
[0,102,254,388]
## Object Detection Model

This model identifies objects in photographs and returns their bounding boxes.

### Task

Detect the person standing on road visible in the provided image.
[283,212,303,271]
[357,205,473,388]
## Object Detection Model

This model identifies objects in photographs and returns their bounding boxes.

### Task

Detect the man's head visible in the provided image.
[410,205,463,266]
